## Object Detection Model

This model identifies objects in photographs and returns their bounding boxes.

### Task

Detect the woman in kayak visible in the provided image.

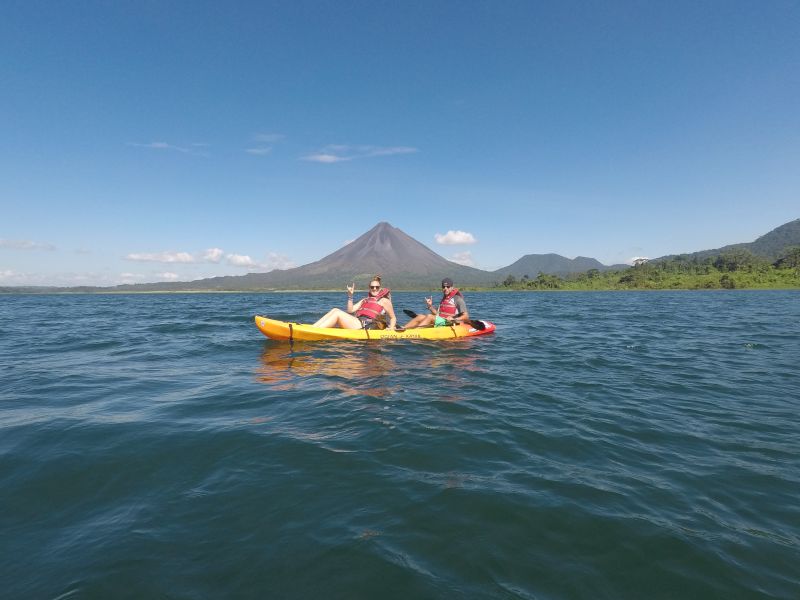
[312,275,397,330]
[403,277,469,329]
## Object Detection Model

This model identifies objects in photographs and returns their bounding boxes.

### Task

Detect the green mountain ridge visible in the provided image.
[656,218,800,262]
[493,253,628,278]
[2,218,798,292]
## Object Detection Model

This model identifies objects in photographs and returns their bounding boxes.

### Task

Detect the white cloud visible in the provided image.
[435,230,477,245]
[203,248,224,263]
[226,253,257,267]
[301,144,418,163]
[0,269,16,279]
[449,251,475,267]
[302,153,352,163]
[224,252,295,270]
[125,251,196,263]
[157,272,180,280]
[0,239,56,251]
[123,246,289,270]
[262,252,296,271]
[627,256,650,265]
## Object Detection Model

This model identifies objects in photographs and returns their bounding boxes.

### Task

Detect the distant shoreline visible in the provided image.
[2,286,799,295]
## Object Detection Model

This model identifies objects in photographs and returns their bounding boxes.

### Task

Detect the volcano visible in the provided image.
[238,222,493,288]
[113,222,494,291]
[293,222,488,281]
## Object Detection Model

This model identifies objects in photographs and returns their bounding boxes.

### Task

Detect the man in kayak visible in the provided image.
[403,277,469,329]
[312,275,397,330]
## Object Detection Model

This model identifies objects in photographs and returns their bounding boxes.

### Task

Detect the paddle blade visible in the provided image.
[466,319,486,331]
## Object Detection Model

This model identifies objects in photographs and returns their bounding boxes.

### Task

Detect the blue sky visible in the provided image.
[2,1,798,286]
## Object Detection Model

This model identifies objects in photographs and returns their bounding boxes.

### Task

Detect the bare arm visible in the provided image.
[381,298,397,329]
[346,282,363,314]
[349,298,364,314]
[451,297,469,322]
[425,296,436,315]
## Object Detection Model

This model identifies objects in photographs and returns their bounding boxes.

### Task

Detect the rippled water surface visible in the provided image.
[2,291,799,599]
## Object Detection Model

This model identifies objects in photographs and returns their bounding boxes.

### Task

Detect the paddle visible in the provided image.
[402,309,486,331]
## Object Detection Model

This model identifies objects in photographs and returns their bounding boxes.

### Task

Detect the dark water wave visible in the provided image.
[1,292,799,598]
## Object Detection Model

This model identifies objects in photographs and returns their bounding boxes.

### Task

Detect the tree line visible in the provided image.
[493,247,800,290]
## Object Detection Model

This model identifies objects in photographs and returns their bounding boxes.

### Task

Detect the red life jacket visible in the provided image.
[356,288,390,320]
[438,288,462,318]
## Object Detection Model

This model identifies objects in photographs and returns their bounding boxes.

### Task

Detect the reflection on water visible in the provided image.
[256,339,486,403]
[256,342,399,398]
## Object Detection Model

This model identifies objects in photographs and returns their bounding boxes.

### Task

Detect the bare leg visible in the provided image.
[403,314,436,329]
[313,308,362,329]
[312,308,340,327]
[403,315,424,329]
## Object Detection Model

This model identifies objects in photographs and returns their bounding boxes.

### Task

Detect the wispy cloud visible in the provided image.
[128,141,190,153]
[125,251,196,263]
[365,146,418,157]
[263,252,296,271]
[245,147,273,155]
[0,239,56,251]
[245,133,285,156]
[435,230,477,245]
[127,141,209,156]
[0,269,124,286]
[303,153,351,163]
[301,144,418,163]
[0,269,48,285]
[449,251,475,267]
[0,269,65,285]
[119,272,147,283]
[119,272,181,284]
[0,269,194,287]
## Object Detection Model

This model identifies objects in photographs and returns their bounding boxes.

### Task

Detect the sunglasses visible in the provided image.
[369,285,381,290]
[442,285,451,289]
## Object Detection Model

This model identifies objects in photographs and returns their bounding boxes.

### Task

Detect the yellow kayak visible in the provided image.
[254,315,496,342]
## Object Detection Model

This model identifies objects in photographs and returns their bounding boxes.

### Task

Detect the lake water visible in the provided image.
[1,291,799,599]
